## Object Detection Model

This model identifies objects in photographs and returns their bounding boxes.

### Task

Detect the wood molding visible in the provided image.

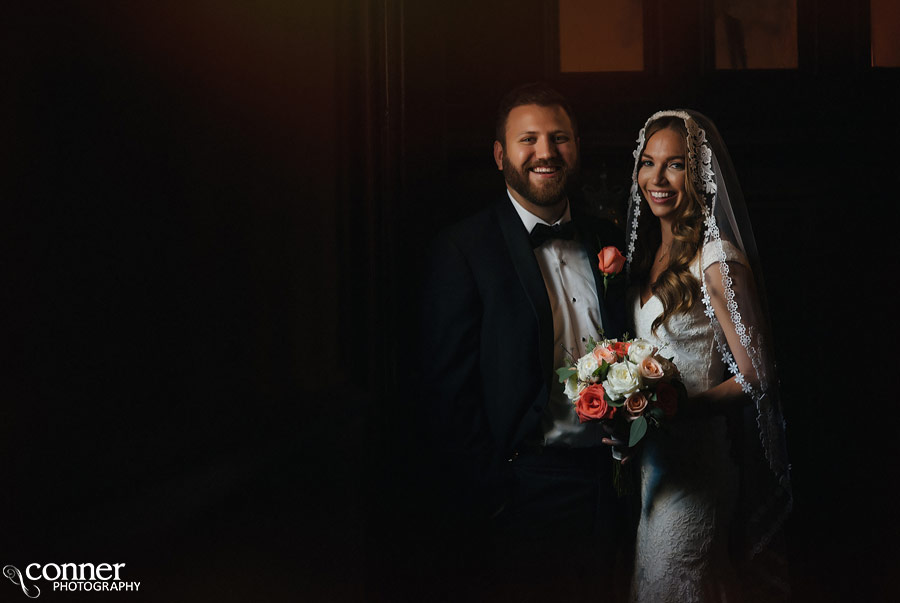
[334,0,404,391]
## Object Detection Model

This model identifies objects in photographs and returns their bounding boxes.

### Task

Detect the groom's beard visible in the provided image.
[502,154,579,207]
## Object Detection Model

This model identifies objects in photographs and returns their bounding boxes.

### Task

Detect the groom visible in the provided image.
[420,83,629,601]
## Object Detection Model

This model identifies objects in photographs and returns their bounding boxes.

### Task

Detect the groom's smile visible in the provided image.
[527,160,564,179]
[520,160,566,184]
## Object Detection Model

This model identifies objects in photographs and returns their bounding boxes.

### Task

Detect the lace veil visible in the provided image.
[626,110,792,560]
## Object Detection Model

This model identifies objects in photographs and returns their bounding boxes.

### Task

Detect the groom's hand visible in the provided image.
[600,422,633,464]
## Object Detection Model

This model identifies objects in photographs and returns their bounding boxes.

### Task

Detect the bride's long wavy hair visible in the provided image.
[631,117,707,334]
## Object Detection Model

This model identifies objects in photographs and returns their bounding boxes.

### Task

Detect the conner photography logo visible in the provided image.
[3,562,140,598]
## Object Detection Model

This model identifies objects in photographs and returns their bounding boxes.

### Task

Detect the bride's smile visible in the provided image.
[648,190,677,203]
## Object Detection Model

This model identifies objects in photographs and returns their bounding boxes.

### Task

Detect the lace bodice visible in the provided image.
[629,240,746,397]
[628,241,746,603]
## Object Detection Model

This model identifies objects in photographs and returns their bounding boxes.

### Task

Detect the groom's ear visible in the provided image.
[493,140,504,171]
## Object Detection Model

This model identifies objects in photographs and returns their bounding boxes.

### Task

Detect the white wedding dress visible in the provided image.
[628,241,744,603]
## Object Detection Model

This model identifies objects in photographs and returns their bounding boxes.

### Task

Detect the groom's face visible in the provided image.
[494,104,579,209]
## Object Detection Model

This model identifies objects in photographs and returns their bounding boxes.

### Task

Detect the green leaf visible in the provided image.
[649,392,657,402]
[556,367,577,383]
[585,335,597,353]
[607,399,624,408]
[598,360,610,380]
[649,406,665,421]
[629,416,648,447]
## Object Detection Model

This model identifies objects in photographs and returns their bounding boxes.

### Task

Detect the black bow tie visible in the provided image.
[530,221,576,248]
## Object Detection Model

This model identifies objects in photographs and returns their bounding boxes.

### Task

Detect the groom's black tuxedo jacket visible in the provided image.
[421,196,626,517]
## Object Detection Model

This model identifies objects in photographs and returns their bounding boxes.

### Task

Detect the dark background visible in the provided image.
[2,1,898,601]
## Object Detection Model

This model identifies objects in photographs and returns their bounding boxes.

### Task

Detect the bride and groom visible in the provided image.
[421,83,791,602]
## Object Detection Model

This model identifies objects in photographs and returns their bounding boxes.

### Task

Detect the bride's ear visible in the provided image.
[493,141,504,171]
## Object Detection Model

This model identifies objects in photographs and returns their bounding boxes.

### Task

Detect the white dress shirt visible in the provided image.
[507,191,607,447]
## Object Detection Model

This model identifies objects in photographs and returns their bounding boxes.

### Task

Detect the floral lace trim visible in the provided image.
[626,185,641,278]
[699,220,793,558]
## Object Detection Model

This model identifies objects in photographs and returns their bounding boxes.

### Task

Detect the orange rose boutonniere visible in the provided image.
[598,246,626,295]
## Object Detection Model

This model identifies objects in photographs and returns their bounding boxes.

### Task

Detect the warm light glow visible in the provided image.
[559,0,644,72]
[872,0,900,67]
[714,0,798,69]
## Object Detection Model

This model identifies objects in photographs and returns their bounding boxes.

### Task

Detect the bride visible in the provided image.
[624,111,792,602]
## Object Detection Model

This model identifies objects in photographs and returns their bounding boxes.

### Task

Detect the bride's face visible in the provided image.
[638,127,687,222]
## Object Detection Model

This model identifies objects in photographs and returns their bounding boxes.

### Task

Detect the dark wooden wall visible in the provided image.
[2,1,897,602]
[3,2,364,600]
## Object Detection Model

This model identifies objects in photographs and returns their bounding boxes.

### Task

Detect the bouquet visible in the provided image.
[556,336,685,451]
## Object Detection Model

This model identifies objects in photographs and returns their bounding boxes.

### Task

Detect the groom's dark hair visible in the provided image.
[495,82,579,147]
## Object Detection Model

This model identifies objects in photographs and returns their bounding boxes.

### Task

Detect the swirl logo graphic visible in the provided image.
[3,565,40,598]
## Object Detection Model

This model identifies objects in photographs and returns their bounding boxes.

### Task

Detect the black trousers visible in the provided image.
[485,446,630,603]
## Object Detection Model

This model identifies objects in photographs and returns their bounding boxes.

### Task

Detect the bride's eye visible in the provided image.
[641,159,653,167]
[668,161,685,170]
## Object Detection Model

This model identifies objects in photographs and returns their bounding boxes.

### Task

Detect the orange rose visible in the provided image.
[654,382,678,418]
[611,341,630,359]
[598,246,626,276]
[593,345,618,365]
[625,392,648,418]
[639,356,665,381]
[575,384,615,423]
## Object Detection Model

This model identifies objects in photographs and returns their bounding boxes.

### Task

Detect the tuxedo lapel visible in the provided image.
[572,208,612,338]
[494,200,554,392]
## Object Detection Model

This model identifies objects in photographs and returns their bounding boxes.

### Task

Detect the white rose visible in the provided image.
[576,353,600,382]
[627,339,656,364]
[563,376,587,402]
[603,360,643,400]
